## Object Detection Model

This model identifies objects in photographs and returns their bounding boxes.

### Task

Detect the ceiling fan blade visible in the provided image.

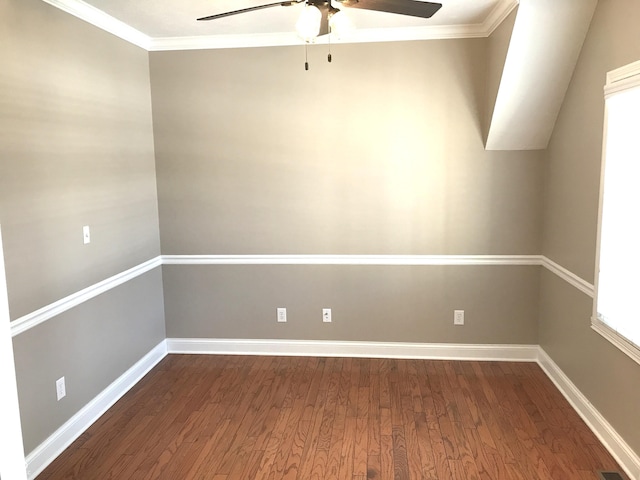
[338,0,442,19]
[197,1,303,21]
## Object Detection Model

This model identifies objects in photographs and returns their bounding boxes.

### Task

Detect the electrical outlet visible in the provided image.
[454,310,465,326]
[83,225,91,244]
[56,377,66,401]
[277,307,287,323]
[323,308,332,323]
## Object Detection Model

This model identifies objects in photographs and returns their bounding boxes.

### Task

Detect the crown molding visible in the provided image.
[147,24,487,52]
[481,0,519,36]
[42,0,518,52]
[148,32,306,52]
[41,0,151,50]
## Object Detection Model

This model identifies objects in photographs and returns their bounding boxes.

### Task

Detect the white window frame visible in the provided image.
[592,60,640,366]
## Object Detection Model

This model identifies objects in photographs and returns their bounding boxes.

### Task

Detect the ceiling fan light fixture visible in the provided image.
[328,9,352,38]
[295,4,322,42]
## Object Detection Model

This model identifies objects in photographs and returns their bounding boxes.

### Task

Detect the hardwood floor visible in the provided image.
[38,355,626,479]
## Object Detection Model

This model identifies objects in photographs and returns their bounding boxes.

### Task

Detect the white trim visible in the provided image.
[481,0,519,37]
[537,348,640,480]
[0,226,28,480]
[606,59,640,86]
[40,0,151,50]
[148,32,304,52]
[592,93,611,343]
[10,256,162,337]
[162,254,543,266]
[148,24,487,52]
[9,254,601,338]
[591,320,640,367]
[540,256,595,297]
[24,341,168,480]
[166,338,539,361]
[605,74,640,98]
[592,61,640,369]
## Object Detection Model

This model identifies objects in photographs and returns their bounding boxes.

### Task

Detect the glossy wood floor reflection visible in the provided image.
[39,355,626,480]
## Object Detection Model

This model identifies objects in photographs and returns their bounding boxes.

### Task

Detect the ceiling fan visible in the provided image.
[198,0,443,38]
[197,0,442,68]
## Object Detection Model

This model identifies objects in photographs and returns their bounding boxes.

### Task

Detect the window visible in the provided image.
[592,60,640,365]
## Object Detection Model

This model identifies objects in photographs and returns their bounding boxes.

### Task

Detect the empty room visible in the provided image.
[1,0,639,479]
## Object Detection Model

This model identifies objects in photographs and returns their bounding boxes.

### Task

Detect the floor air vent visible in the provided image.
[598,471,625,480]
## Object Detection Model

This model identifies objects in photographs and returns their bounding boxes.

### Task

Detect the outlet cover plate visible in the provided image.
[56,377,66,401]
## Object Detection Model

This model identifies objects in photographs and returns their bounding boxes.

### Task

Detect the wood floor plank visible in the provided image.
[308,446,328,480]
[338,415,357,479]
[464,426,498,480]
[353,417,369,476]
[368,369,381,456]
[38,355,628,480]
[296,385,327,478]
[378,359,392,409]
[391,426,411,480]
[413,412,438,479]
[403,410,424,480]
[379,434,395,480]
[253,441,279,480]
[367,454,381,480]
[324,404,347,480]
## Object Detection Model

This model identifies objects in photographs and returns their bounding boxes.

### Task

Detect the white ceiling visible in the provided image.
[44,0,518,50]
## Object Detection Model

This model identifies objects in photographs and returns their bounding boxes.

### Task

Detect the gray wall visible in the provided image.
[1,0,165,453]
[151,40,543,256]
[0,0,161,319]
[163,265,539,343]
[150,40,544,344]
[540,0,640,456]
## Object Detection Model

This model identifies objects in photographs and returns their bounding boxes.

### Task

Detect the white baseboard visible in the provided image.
[537,348,640,480]
[24,341,168,480]
[166,338,540,361]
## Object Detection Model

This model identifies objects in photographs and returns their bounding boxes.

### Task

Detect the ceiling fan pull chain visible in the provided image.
[304,41,309,70]
[328,28,332,63]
